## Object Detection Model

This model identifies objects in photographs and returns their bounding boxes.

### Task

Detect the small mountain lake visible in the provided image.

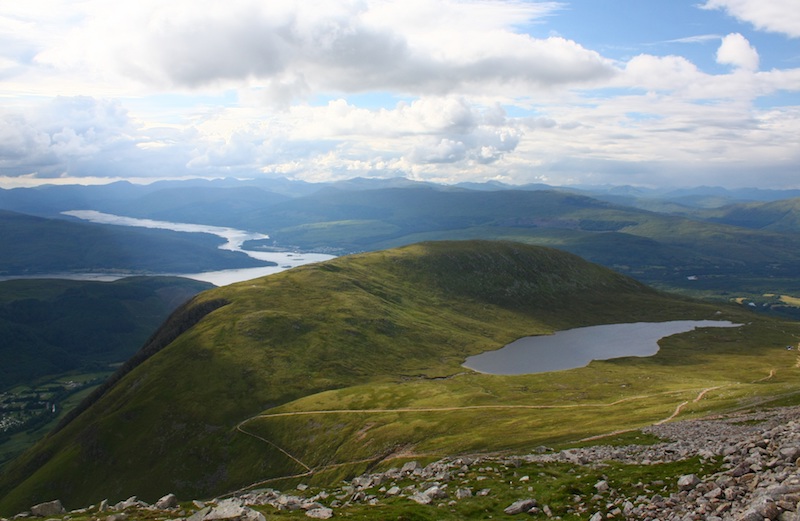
[463,320,741,375]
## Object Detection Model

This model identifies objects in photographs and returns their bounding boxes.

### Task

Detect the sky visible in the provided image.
[0,0,799,189]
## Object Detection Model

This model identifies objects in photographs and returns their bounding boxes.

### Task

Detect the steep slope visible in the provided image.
[0,241,767,512]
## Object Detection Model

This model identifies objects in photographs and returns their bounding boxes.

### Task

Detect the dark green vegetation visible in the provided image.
[1,241,798,514]
[0,277,213,467]
[0,210,268,276]
[0,277,213,390]
[0,373,107,470]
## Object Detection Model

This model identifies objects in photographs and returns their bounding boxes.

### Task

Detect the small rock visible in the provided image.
[301,501,324,511]
[113,497,140,511]
[305,507,333,519]
[188,499,265,521]
[678,474,701,491]
[422,485,447,500]
[750,496,780,520]
[30,501,65,518]
[401,461,419,474]
[206,498,248,520]
[455,488,473,500]
[408,492,432,505]
[504,499,537,515]
[385,486,401,497]
[187,506,212,521]
[780,447,800,462]
[155,494,179,510]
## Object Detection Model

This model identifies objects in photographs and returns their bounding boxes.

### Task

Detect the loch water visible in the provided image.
[463,320,741,375]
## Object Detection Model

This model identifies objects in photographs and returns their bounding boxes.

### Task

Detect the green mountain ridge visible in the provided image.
[2,240,795,515]
[699,197,800,232]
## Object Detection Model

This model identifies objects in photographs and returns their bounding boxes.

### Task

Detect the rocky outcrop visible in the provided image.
[8,405,800,521]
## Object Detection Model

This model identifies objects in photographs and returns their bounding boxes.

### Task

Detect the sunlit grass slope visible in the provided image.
[1,240,796,514]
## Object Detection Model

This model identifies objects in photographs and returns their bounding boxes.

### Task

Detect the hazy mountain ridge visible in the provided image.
[1,240,785,513]
[0,210,268,276]
[697,198,800,232]
[0,277,213,391]
[5,178,800,297]
[241,186,800,295]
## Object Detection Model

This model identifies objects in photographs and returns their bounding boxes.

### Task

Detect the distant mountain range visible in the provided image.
[3,177,800,298]
[0,210,269,276]
[2,177,800,218]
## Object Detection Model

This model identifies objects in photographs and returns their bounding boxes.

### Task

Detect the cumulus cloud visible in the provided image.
[1,1,799,189]
[29,0,613,100]
[0,97,191,178]
[717,33,760,71]
[701,0,800,38]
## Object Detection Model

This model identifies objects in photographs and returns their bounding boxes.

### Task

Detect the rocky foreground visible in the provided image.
[6,405,800,520]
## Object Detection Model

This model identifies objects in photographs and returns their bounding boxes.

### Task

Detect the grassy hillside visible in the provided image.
[2,241,795,514]
[0,210,268,276]
[698,197,800,232]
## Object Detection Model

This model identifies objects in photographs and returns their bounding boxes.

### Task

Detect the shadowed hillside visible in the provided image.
[0,277,214,391]
[0,210,268,276]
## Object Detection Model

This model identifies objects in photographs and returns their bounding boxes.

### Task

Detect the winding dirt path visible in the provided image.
[236,420,312,472]
[241,389,698,423]
[230,370,777,494]
[232,387,715,480]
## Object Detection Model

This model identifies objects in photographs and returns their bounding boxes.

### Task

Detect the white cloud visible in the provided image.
[0,1,799,189]
[22,0,612,101]
[717,33,760,71]
[0,97,196,178]
[701,0,800,38]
